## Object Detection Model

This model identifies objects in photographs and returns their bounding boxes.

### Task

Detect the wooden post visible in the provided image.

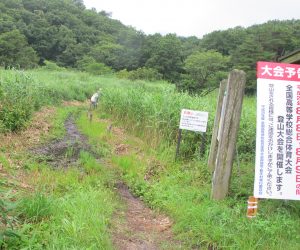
[200,133,206,157]
[175,129,182,161]
[88,111,93,122]
[207,79,227,172]
[211,70,246,200]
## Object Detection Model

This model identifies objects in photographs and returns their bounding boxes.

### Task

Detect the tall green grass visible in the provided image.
[0,67,256,158]
[2,155,117,250]
[0,68,103,132]
[140,163,300,249]
[100,81,256,160]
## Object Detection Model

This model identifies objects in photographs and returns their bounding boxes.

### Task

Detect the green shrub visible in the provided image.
[0,71,35,131]
[117,67,162,81]
[116,69,130,79]
[84,62,113,75]
[42,60,65,71]
[77,56,113,75]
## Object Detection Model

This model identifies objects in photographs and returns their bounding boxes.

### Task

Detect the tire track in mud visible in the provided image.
[32,115,179,249]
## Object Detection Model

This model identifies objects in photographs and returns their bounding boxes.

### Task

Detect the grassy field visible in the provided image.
[1,68,299,249]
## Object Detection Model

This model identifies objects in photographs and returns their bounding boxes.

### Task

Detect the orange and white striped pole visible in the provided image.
[247,196,258,219]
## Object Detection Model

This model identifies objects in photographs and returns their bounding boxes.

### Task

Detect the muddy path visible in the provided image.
[32,116,92,167]
[32,115,180,249]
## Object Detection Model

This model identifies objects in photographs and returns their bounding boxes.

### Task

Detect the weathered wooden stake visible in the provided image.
[211,70,246,200]
[207,79,227,172]
[175,129,182,161]
[200,133,206,157]
[88,111,93,122]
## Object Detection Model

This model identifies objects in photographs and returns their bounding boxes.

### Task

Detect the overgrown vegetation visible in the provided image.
[100,81,256,160]
[0,68,102,132]
[0,107,118,249]
[0,68,255,158]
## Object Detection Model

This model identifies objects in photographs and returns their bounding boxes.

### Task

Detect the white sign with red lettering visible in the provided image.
[254,61,300,200]
[179,109,208,132]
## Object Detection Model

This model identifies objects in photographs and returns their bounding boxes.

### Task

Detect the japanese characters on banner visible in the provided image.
[179,109,208,133]
[254,61,300,200]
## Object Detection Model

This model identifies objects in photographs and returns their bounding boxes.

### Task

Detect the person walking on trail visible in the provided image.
[90,89,101,109]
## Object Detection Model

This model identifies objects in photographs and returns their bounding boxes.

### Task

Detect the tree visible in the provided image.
[180,36,201,59]
[200,27,246,55]
[1,0,299,92]
[182,50,229,92]
[21,11,56,60]
[248,20,295,58]
[0,14,16,33]
[116,28,145,70]
[89,42,125,70]
[144,34,184,82]
[0,29,38,68]
[76,55,112,75]
[231,36,273,93]
[58,42,89,67]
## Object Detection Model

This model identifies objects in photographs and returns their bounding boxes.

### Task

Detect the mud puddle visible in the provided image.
[32,116,91,167]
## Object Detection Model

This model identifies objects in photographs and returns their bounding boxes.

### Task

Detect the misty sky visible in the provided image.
[83,0,300,38]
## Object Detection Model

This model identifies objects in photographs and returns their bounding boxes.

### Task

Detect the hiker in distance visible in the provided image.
[90,89,101,109]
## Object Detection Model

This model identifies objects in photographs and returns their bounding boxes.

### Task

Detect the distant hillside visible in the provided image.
[0,0,143,70]
[1,0,300,93]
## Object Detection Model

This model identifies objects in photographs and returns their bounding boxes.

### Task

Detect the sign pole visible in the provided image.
[176,109,209,161]
[175,129,182,161]
[200,133,206,157]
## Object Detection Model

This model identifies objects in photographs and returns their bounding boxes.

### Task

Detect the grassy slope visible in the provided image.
[0,107,118,249]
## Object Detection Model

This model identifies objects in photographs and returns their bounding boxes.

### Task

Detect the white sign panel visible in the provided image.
[254,61,300,200]
[179,109,208,132]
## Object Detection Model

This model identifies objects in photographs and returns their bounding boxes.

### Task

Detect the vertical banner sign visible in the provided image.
[255,61,300,200]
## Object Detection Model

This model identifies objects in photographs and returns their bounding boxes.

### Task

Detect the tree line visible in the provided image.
[1,0,300,93]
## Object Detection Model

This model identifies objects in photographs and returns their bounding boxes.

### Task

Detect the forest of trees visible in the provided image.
[1,0,300,93]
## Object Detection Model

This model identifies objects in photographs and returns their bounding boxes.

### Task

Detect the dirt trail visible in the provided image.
[33,115,179,249]
[32,116,91,167]
[112,182,176,250]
